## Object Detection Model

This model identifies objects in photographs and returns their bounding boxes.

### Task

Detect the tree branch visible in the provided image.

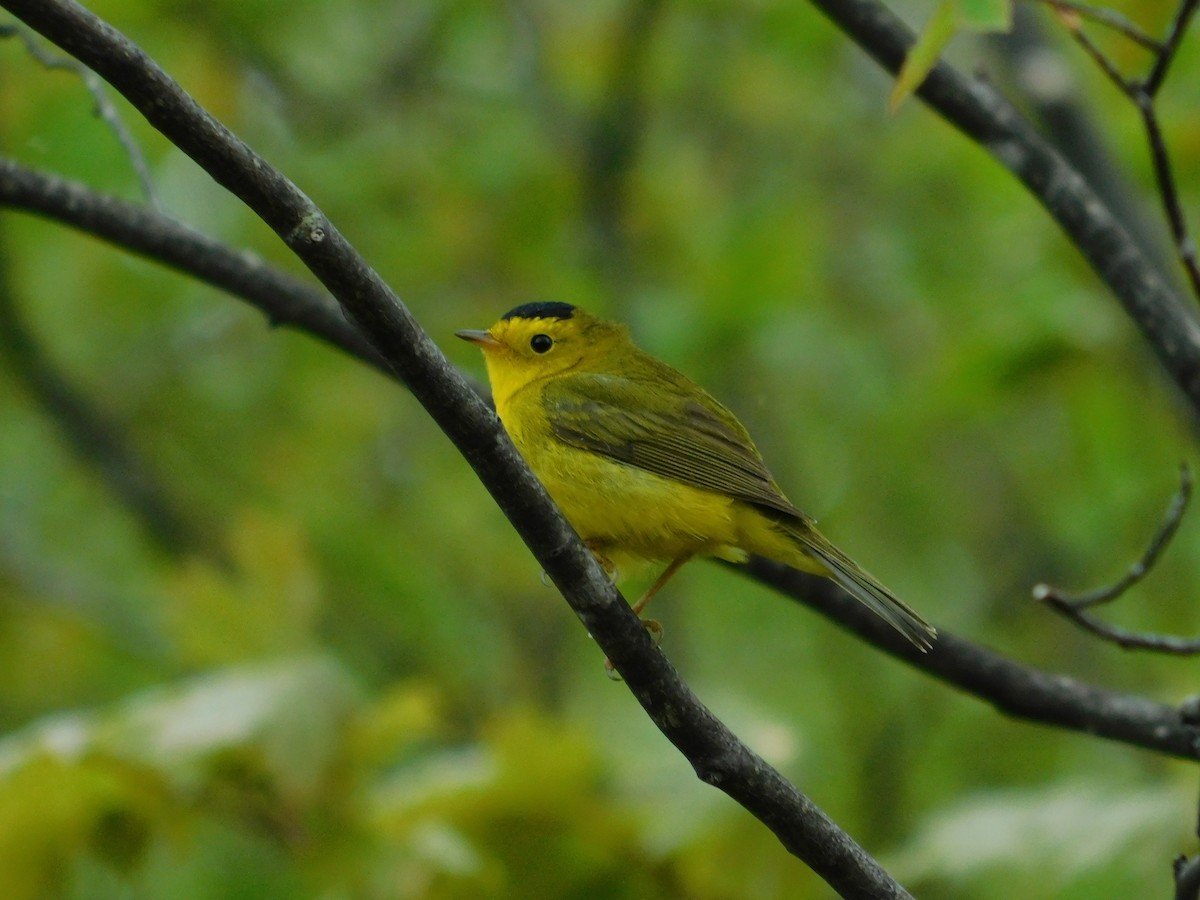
[1033,464,1200,653]
[0,158,395,382]
[1041,0,1200,301]
[0,1,913,894]
[4,157,1198,762]
[989,7,1177,282]
[808,0,1200,419]
[742,559,1200,761]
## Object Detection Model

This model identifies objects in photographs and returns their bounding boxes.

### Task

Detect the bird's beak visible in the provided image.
[455,329,502,350]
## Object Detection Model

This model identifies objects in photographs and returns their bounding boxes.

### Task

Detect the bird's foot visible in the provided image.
[603,617,663,681]
[585,541,620,583]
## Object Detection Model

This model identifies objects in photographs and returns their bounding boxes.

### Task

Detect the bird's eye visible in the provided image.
[530,333,553,354]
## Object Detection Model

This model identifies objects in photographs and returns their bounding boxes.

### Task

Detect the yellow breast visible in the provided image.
[497,378,746,566]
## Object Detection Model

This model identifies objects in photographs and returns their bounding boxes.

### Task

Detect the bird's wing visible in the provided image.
[541,371,802,518]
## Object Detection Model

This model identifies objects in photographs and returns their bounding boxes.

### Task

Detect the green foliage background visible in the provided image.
[1,0,1198,897]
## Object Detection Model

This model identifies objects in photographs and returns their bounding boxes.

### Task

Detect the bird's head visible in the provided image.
[457,302,629,404]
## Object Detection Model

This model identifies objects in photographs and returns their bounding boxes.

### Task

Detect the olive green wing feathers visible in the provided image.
[541,371,802,519]
[543,369,937,650]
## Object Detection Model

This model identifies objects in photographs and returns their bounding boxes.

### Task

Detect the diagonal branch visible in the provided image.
[0,158,395,382]
[0,2,914,894]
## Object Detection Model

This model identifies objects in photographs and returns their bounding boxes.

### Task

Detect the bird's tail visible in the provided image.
[786,523,937,652]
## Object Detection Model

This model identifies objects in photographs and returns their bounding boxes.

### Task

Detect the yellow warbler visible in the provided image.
[458,302,935,651]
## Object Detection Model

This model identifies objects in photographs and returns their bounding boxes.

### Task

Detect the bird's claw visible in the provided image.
[642,618,663,645]
[585,541,619,582]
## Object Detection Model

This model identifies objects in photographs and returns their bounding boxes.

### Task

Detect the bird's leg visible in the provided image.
[632,553,692,616]
[601,554,691,681]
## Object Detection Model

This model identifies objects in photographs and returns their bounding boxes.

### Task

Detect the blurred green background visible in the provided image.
[1,0,1199,897]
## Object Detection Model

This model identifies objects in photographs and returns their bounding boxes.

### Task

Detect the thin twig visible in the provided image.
[1037,0,1163,51]
[1145,0,1200,96]
[1043,0,1200,301]
[1137,94,1200,301]
[1038,603,1200,654]
[993,6,1180,279]
[1052,9,1129,89]
[0,23,160,208]
[1047,463,1191,610]
[1139,0,1200,300]
[1034,464,1200,653]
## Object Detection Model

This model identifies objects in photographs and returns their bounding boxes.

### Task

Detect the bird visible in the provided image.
[457,302,935,651]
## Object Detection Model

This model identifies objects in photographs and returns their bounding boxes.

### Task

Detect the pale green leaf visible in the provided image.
[890,0,959,112]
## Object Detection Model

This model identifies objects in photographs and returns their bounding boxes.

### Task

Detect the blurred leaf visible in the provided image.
[350,681,446,771]
[0,656,358,895]
[105,656,358,803]
[368,710,677,899]
[890,1,957,112]
[0,753,169,900]
[164,510,322,665]
[891,782,1188,894]
[890,0,1012,111]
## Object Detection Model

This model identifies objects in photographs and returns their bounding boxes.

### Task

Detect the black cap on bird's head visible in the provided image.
[457,301,628,377]
[501,301,576,322]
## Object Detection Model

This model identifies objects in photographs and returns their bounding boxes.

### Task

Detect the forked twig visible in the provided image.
[1034,463,1200,653]
[1146,0,1199,95]
[1037,0,1200,301]
[1041,0,1162,50]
